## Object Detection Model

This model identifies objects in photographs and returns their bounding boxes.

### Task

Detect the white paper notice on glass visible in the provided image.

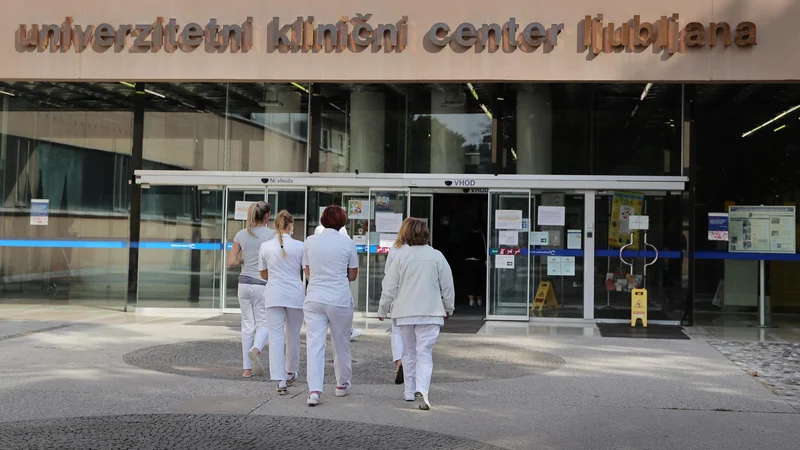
[495,210,523,230]
[531,231,549,246]
[234,201,255,220]
[499,230,519,246]
[379,234,397,248]
[629,215,650,230]
[538,206,566,226]
[353,235,367,245]
[561,256,576,276]
[376,212,403,233]
[495,254,515,269]
[547,256,562,276]
[567,229,582,250]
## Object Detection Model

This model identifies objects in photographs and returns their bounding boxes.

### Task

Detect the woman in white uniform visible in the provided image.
[227,201,275,378]
[258,210,304,394]
[303,205,359,406]
[314,219,363,341]
[378,218,455,410]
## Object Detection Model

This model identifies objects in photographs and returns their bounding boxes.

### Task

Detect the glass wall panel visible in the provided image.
[312,83,681,176]
[316,84,494,174]
[693,84,800,326]
[137,187,224,308]
[0,82,133,307]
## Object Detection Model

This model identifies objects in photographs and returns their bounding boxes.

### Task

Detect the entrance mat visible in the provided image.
[597,323,690,340]
[440,318,486,334]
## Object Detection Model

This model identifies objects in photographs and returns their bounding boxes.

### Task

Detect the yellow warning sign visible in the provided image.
[631,288,648,327]
[532,281,559,316]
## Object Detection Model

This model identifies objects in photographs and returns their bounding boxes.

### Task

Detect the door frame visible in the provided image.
[486,189,532,321]
[365,188,411,318]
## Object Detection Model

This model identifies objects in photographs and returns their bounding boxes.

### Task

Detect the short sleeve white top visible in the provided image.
[258,235,305,309]
[303,229,359,308]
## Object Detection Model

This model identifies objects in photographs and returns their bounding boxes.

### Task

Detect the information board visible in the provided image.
[728,206,795,253]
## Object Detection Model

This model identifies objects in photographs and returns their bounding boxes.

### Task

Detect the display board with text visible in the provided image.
[728,206,795,253]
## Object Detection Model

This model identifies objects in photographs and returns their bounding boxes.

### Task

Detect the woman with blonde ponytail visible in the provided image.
[258,210,305,394]
[227,201,275,378]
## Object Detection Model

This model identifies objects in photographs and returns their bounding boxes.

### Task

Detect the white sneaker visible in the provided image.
[307,392,321,406]
[286,372,299,386]
[350,328,362,341]
[415,391,431,410]
[335,381,352,397]
[276,381,288,396]
[248,348,266,376]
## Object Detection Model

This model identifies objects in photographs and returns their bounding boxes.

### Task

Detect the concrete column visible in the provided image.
[349,90,385,173]
[430,90,465,174]
[262,90,303,172]
[516,85,552,174]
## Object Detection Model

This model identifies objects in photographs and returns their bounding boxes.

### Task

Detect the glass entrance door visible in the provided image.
[222,187,267,311]
[487,190,531,320]
[366,189,410,317]
[594,192,686,322]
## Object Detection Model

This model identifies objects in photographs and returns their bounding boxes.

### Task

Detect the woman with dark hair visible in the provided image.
[378,218,455,410]
[303,205,359,406]
[258,210,304,395]
[227,201,275,378]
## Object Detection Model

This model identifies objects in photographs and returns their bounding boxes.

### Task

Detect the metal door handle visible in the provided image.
[619,232,634,275]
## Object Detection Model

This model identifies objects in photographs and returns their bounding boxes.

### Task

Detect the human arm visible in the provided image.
[347,240,359,282]
[377,255,400,319]
[227,241,242,267]
[439,254,456,317]
[257,242,269,280]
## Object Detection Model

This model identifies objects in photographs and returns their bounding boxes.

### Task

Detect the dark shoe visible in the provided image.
[394,364,404,385]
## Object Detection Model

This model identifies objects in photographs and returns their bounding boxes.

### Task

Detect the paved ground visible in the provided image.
[708,341,800,411]
[0,305,799,449]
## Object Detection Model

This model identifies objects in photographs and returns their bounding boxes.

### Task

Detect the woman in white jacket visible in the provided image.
[258,210,304,395]
[378,218,455,410]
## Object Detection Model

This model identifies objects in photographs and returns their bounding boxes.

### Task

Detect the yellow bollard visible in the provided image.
[631,288,648,327]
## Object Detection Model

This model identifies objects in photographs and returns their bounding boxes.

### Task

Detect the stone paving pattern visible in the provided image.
[123,335,565,383]
[0,414,504,450]
[709,341,800,411]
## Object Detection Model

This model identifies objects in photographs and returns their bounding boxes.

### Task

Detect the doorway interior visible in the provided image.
[427,193,489,317]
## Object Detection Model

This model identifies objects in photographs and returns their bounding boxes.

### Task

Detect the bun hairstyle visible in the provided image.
[274,210,294,256]
[246,201,271,238]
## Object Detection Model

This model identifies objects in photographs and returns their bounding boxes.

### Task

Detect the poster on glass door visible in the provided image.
[234,201,255,220]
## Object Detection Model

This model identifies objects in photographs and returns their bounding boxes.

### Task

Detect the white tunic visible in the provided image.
[258,236,305,309]
[303,229,359,308]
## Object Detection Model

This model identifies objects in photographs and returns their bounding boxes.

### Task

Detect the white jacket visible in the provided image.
[377,245,455,319]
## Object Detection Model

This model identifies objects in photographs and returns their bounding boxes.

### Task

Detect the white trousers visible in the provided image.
[391,325,403,362]
[239,283,268,370]
[265,306,304,382]
[397,324,440,398]
[304,301,353,393]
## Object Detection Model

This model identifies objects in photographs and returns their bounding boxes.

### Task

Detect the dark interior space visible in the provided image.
[431,193,488,316]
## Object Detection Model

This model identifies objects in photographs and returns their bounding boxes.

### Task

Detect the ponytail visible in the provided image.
[274,210,294,257]
[247,201,271,238]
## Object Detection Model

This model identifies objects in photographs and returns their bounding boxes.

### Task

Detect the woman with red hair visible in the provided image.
[303,205,359,406]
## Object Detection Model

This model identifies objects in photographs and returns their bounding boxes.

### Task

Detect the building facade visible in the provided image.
[2,0,799,325]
